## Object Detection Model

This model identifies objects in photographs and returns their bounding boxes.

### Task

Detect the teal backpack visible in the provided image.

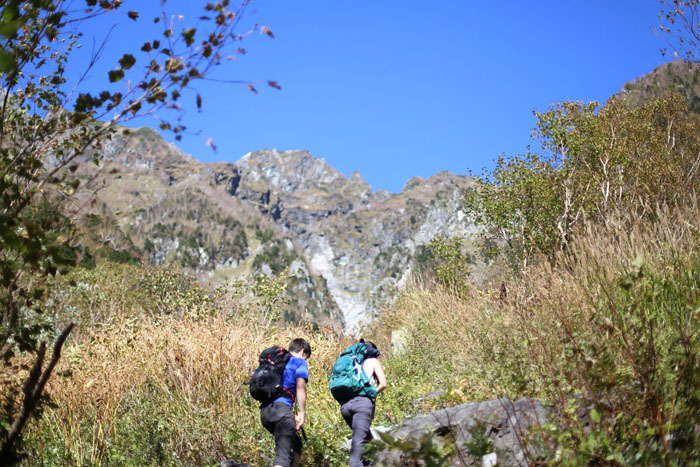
[329,342,379,404]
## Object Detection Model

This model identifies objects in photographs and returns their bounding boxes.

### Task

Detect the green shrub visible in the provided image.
[474,204,700,464]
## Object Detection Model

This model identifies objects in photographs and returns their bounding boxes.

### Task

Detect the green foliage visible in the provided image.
[465,95,700,268]
[0,0,268,458]
[620,61,700,113]
[366,430,456,466]
[426,234,472,297]
[41,262,213,333]
[212,269,297,329]
[473,207,700,464]
[99,246,141,265]
[252,238,296,275]
[133,192,248,269]
[250,272,290,325]
[255,226,276,244]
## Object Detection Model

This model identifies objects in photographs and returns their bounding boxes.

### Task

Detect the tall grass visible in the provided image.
[381,201,700,463]
[19,202,700,465]
[22,259,428,466]
[23,316,354,465]
[372,284,495,409]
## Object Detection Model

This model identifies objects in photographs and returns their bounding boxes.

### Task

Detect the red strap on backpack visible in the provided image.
[268,347,295,402]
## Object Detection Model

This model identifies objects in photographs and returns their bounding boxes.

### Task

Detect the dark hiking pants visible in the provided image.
[260,402,302,467]
[340,396,375,467]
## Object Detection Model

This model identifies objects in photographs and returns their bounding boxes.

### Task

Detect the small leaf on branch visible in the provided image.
[118,54,136,70]
[0,49,17,73]
[248,84,258,95]
[261,26,274,38]
[46,27,58,41]
[70,112,89,125]
[141,42,152,52]
[206,138,217,151]
[128,101,142,114]
[127,10,139,20]
[74,93,96,112]
[108,69,124,82]
[165,58,183,73]
[2,4,19,20]
[196,94,202,110]
[268,81,281,90]
[182,28,196,46]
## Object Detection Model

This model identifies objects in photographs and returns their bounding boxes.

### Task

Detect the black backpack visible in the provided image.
[249,346,292,403]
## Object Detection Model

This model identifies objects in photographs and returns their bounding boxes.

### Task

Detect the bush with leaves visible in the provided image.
[465,95,700,269]
[0,0,276,462]
[472,203,700,464]
[425,234,473,298]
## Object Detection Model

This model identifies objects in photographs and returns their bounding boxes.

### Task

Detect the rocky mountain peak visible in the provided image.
[348,171,372,191]
[101,126,197,172]
[73,128,477,330]
[235,149,347,194]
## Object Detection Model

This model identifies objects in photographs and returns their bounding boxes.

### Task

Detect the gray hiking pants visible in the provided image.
[340,396,375,467]
[260,402,302,467]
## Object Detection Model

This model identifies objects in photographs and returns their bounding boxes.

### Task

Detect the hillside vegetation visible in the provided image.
[15,197,700,465]
[9,71,700,465]
[2,0,699,463]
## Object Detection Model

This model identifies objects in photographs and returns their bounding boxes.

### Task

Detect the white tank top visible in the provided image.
[362,358,378,386]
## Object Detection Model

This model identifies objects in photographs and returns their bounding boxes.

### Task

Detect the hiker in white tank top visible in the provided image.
[340,340,387,467]
[362,357,380,387]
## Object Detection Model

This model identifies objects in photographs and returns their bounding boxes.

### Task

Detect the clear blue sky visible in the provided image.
[73,1,673,193]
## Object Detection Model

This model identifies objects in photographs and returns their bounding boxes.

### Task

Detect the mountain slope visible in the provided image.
[67,127,476,329]
[616,59,700,110]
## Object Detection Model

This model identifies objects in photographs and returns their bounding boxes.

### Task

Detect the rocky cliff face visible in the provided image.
[71,129,477,330]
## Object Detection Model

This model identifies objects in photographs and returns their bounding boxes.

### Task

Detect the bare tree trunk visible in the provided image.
[0,322,74,465]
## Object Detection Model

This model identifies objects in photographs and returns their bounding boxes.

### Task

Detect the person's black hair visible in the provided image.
[360,338,379,352]
[288,338,312,358]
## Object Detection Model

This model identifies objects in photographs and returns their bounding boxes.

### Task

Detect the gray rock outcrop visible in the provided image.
[373,398,550,466]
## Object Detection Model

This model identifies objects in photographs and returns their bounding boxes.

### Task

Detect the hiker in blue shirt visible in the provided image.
[260,338,311,467]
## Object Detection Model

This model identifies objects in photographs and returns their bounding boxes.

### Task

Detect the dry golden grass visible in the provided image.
[22,200,700,464]
[378,199,700,408]
[30,314,369,465]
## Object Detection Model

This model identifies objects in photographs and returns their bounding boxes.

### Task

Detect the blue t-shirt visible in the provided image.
[273,356,309,407]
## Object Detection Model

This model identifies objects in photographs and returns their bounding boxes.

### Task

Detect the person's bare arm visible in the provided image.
[374,360,388,394]
[295,377,307,430]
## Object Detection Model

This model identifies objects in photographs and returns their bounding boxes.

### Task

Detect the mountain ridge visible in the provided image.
[70,135,477,329]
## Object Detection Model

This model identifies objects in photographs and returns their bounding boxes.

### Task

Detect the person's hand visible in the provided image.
[295,412,305,431]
